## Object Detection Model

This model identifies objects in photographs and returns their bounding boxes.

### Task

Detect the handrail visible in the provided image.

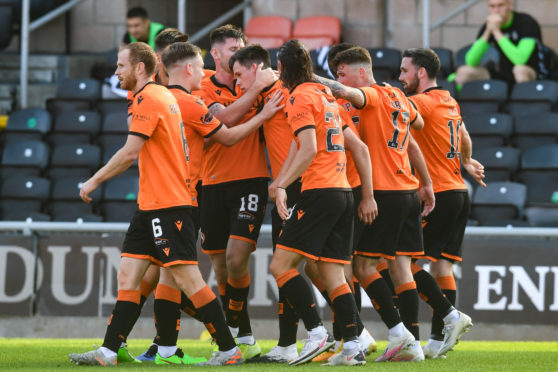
[1,222,557,238]
[422,0,481,47]
[20,0,87,109]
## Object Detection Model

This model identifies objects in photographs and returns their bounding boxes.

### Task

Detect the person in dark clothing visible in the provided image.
[455,0,542,86]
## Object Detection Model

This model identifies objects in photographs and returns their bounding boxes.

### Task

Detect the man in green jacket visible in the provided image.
[455,0,542,86]
[122,7,166,51]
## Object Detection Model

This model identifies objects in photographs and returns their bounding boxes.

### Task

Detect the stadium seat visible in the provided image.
[245,16,292,49]
[2,108,51,143]
[516,144,558,205]
[46,99,91,117]
[432,47,453,78]
[293,16,341,50]
[48,176,102,221]
[101,175,138,222]
[524,206,558,227]
[56,78,101,102]
[0,140,49,178]
[97,99,128,117]
[46,110,101,146]
[438,79,457,98]
[484,219,532,227]
[368,48,401,82]
[505,80,558,115]
[101,111,128,134]
[2,210,51,222]
[97,133,127,151]
[0,5,13,50]
[47,143,100,179]
[463,113,513,149]
[458,79,508,117]
[512,112,558,151]
[471,182,527,225]
[0,176,50,219]
[455,44,500,69]
[472,147,520,183]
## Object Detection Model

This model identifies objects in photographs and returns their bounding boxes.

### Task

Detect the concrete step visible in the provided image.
[0,53,60,69]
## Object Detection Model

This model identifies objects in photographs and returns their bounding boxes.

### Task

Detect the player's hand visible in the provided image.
[254,63,277,89]
[418,184,435,217]
[358,196,378,225]
[486,14,503,31]
[80,178,99,203]
[463,158,487,187]
[276,187,289,220]
[268,181,278,202]
[260,90,285,121]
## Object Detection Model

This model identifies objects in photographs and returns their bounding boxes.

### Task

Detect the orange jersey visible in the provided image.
[356,84,419,191]
[262,81,291,180]
[286,82,350,192]
[194,75,269,185]
[409,88,467,193]
[337,99,361,188]
[168,85,223,206]
[129,82,192,210]
[127,74,163,116]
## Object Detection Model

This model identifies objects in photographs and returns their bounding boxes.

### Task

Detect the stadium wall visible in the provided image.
[3,0,558,54]
[1,228,557,340]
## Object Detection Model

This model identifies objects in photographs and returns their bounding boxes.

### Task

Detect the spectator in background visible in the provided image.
[122,7,165,50]
[454,0,543,86]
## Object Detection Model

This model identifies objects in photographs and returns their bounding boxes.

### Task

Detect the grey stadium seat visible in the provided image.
[368,48,401,81]
[505,80,558,115]
[458,79,508,117]
[516,144,558,205]
[473,147,520,183]
[2,107,51,143]
[464,113,513,149]
[471,181,527,225]
[0,176,50,219]
[512,112,558,151]
[101,176,138,222]
[47,143,100,179]
[1,140,49,178]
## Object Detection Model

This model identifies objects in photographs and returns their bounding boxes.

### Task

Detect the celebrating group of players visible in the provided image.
[69,23,486,367]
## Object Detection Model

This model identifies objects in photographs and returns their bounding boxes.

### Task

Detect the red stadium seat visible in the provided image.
[245,16,292,49]
[293,16,341,50]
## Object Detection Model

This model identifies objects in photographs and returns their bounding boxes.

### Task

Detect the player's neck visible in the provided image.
[168,76,193,92]
[214,69,235,89]
[132,76,152,95]
[418,79,437,93]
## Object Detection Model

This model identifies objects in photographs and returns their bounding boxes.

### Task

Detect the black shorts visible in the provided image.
[200,178,268,254]
[352,186,364,254]
[277,189,354,264]
[356,190,423,260]
[122,207,197,266]
[271,180,302,249]
[422,190,469,263]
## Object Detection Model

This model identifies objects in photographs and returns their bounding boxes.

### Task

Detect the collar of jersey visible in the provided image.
[133,81,157,97]
[210,74,238,96]
[167,85,191,94]
[501,11,514,30]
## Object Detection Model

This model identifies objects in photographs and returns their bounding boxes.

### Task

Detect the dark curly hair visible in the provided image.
[278,39,314,90]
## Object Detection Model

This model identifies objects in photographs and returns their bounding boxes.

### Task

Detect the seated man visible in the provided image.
[122,6,165,50]
[455,0,543,86]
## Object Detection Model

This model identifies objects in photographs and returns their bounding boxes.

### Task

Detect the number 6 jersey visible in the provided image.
[285,82,351,192]
[409,87,467,193]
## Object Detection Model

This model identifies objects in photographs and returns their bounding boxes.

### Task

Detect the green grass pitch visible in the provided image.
[0,338,556,371]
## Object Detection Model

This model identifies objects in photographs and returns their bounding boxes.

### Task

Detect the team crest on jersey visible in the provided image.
[216,89,222,96]
[201,112,214,124]
[289,96,296,105]
[137,95,144,105]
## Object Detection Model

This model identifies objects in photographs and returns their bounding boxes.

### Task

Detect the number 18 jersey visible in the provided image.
[285,83,350,192]
[409,87,467,193]
[356,84,419,191]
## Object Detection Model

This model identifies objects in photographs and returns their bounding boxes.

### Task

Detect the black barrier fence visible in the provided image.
[1,227,557,324]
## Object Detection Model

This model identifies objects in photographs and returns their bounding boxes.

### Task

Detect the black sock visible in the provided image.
[318,289,340,341]
[102,290,141,353]
[276,270,322,331]
[378,263,399,308]
[278,297,299,347]
[238,306,253,337]
[362,272,401,329]
[432,276,457,341]
[397,282,420,340]
[192,285,236,352]
[412,264,453,317]
[225,273,250,330]
[218,283,227,314]
[181,292,204,323]
[331,284,359,342]
[153,287,181,347]
[345,277,364,335]
[353,280,362,313]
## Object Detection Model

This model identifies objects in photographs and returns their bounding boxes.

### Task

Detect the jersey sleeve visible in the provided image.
[193,78,219,108]
[188,97,223,138]
[129,96,160,139]
[405,95,419,124]
[358,86,380,110]
[286,93,316,136]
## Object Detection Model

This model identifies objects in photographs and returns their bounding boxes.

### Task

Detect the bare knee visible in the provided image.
[226,239,253,277]
[352,255,378,282]
[513,65,536,83]
[304,261,319,282]
[455,65,489,85]
[270,249,301,278]
[388,257,413,287]
[209,253,228,284]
